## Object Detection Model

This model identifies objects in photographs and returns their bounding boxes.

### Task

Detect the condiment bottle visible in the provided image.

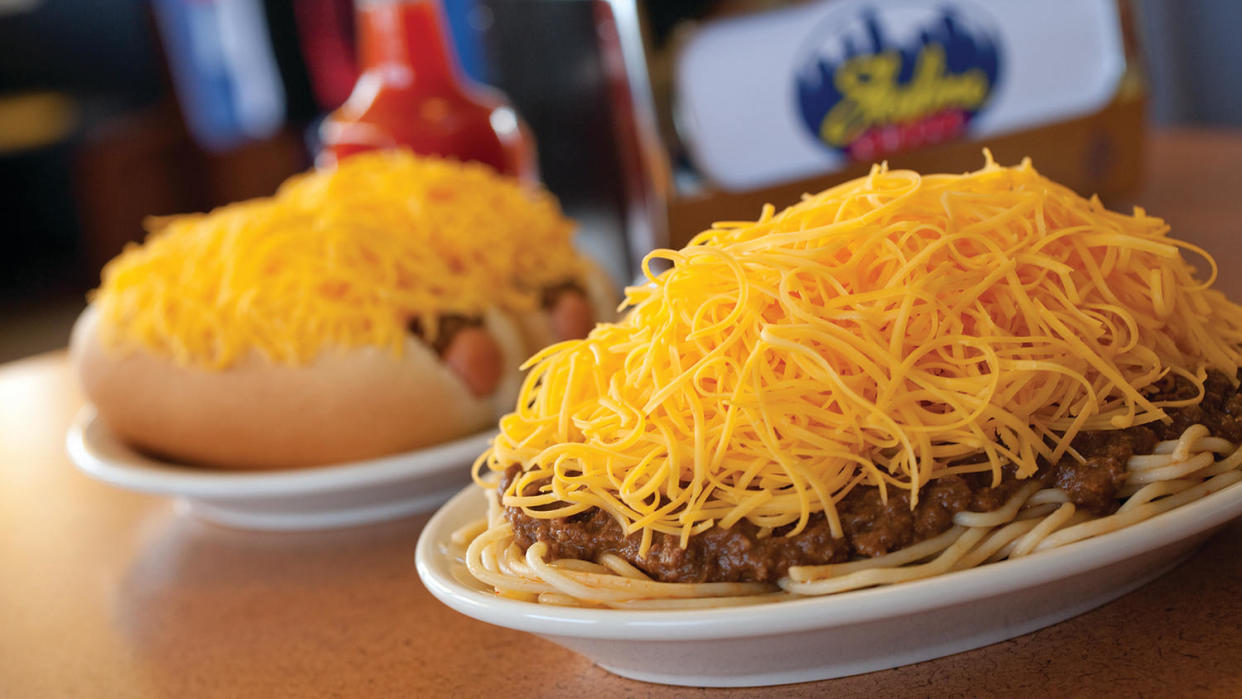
[318,0,535,180]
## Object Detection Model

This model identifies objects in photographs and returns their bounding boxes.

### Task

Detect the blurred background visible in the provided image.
[0,0,1238,362]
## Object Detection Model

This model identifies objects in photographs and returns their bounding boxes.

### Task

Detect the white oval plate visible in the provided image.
[416,479,1242,687]
[67,406,493,531]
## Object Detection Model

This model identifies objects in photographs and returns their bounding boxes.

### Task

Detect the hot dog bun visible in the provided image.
[71,305,526,470]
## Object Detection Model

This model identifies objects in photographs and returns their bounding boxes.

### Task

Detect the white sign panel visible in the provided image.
[675,0,1125,191]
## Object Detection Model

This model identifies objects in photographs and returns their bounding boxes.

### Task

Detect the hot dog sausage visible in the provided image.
[442,325,504,397]
[549,288,595,341]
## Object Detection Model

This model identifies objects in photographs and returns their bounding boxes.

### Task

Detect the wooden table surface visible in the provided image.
[5,129,1242,698]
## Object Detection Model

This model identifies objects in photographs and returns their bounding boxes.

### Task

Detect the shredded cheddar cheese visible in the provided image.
[480,153,1242,554]
[92,150,583,368]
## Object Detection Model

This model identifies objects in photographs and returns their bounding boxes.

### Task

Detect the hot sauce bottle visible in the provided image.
[318,0,535,180]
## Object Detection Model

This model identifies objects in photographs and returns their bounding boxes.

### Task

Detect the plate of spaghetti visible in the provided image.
[415,154,1242,686]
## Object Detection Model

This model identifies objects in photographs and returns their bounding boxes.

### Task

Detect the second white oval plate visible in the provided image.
[416,479,1242,687]
[67,406,493,531]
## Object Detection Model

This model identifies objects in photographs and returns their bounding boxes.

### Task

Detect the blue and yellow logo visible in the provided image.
[795,5,1001,160]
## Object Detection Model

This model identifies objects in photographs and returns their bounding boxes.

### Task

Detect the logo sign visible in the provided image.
[794,5,1001,161]
[674,0,1124,192]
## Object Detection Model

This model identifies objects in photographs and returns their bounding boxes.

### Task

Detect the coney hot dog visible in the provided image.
[72,150,616,470]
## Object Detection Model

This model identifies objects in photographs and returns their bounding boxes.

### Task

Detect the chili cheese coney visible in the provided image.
[457,153,1242,608]
[72,151,616,470]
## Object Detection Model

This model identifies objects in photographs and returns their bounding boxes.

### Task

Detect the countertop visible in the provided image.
[4,129,1242,697]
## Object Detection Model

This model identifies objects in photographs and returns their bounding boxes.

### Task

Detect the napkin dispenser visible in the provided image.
[478,0,1145,266]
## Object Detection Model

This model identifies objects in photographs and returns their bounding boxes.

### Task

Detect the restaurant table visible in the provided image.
[5,129,1242,698]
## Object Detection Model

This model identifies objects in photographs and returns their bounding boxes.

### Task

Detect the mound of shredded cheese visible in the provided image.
[92,150,584,368]
[481,153,1242,554]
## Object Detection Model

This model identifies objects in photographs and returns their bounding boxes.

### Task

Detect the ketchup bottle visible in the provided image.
[318,0,536,180]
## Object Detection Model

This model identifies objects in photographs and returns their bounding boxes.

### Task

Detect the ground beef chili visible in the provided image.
[540,280,587,309]
[502,371,1242,584]
[407,314,483,354]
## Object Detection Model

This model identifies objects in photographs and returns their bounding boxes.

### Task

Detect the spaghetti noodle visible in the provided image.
[459,154,1242,606]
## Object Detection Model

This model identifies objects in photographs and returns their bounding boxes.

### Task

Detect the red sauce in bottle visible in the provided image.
[318,0,534,179]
